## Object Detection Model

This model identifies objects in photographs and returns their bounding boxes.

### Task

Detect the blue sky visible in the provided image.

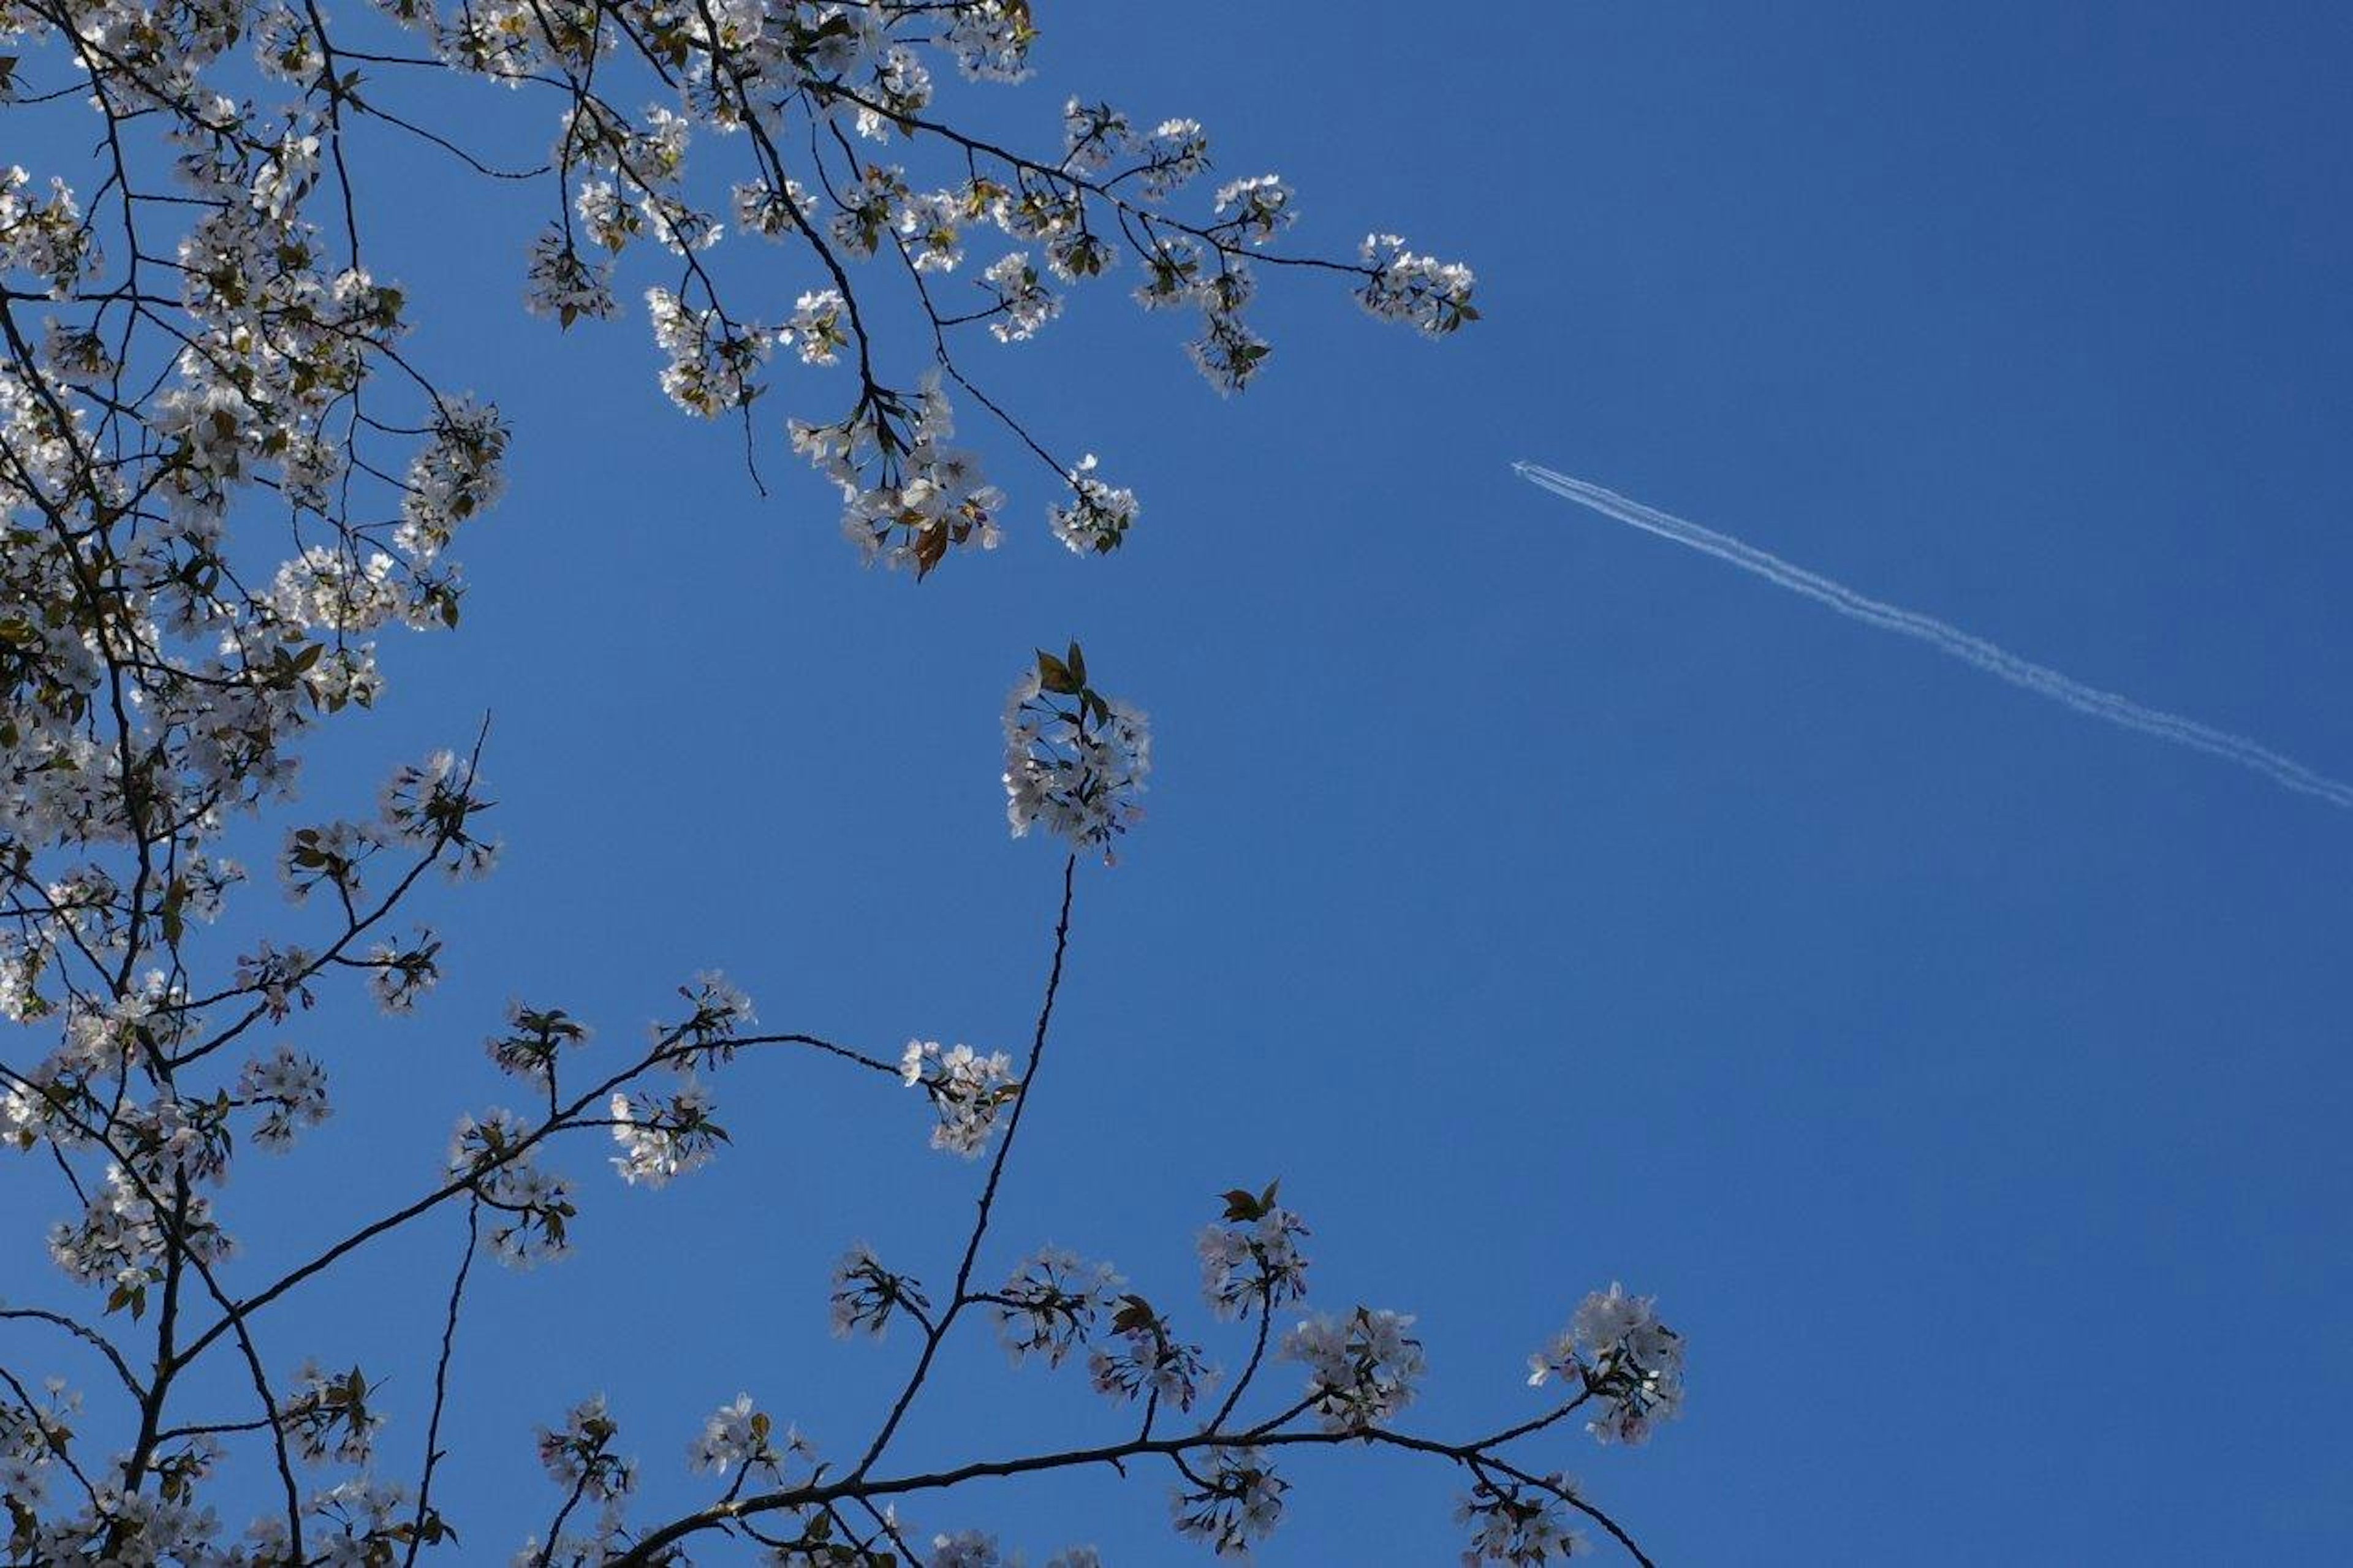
[11,1,2353,1561]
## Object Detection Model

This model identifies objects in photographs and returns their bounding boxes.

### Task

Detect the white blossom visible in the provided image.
[993,1247,1121,1367]
[900,1038,1017,1156]
[830,1241,929,1338]
[930,1530,1003,1568]
[1528,1283,1686,1447]
[1281,1306,1427,1432]
[1458,1477,1587,1564]
[1171,1447,1286,1556]
[1213,175,1296,245]
[1197,1192,1311,1319]
[980,251,1060,343]
[1357,232,1479,337]
[534,1395,634,1503]
[785,289,850,366]
[1003,646,1150,860]
[1047,455,1139,555]
[447,1110,574,1267]
[1088,1296,1212,1412]
[608,1076,724,1187]
[524,228,618,325]
[237,1046,332,1149]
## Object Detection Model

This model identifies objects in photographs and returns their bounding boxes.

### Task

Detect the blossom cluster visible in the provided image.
[1281,1306,1428,1433]
[526,1394,637,1561]
[1088,1293,1215,1414]
[1170,1445,1288,1556]
[1197,1182,1312,1319]
[991,1246,1122,1368]
[1003,643,1151,860]
[792,373,1007,577]
[1528,1283,1688,1447]
[830,1241,933,1339]
[447,1110,577,1267]
[1457,1477,1588,1564]
[282,1361,384,1466]
[608,1076,727,1187]
[901,1037,1018,1156]
[686,1392,808,1481]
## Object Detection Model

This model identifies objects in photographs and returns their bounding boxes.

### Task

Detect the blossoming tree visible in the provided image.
[0,1,1683,1561]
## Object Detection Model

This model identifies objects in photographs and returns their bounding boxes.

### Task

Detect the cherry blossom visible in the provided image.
[1004,643,1150,860]
[1282,1306,1428,1433]
[1528,1283,1687,1447]
[901,1037,1018,1156]
[0,4,1678,1559]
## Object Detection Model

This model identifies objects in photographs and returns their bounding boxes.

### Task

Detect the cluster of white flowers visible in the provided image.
[485,1000,593,1083]
[786,288,851,366]
[0,1382,75,1506]
[992,1246,1122,1367]
[645,287,777,417]
[900,190,968,273]
[1527,1283,1686,1447]
[533,1395,634,1502]
[278,819,382,905]
[608,1075,725,1187]
[528,1394,635,1561]
[931,1530,1003,1568]
[447,1110,575,1267]
[1137,118,1213,198]
[47,1163,233,1309]
[0,167,97,295]
[686,1392,806,1479]
[1003,645,1151,860]
[733,176,816,240]
[377,750,501,878]
[664,970,757,1066]
[237,1045,332,1149]
[900,1038,1018,1156]
[1357,232,1480,337]
[1170,1446,1287,1556]
[399,398,509,560]
[234,940,316,1022]
[282,1361,384,1466]
[925,1531,1101,1568]
[1281,1306,1427,1433]
[1087,1294,1213,1414]
[1213,175,1297,246]
[13,1463,232,1562]
[1045,455,1140,555]
[981,251,1062,343]
[1457,1477,1587,1564]
[301,1474,434,1562]
[1197,1186,1312,1319]
[830,1241,931,1339]
[268,547,405,636]
[366,925,444,1013]
[523,226,619,327]
[792,373,1006,577]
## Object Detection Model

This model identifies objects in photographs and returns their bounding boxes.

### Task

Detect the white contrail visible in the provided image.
[1514,461,2353,810]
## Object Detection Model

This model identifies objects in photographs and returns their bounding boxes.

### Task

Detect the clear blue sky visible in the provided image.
[13,2,2353,1561]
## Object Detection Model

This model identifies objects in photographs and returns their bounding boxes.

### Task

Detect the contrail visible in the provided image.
[1514,461,2353,810]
